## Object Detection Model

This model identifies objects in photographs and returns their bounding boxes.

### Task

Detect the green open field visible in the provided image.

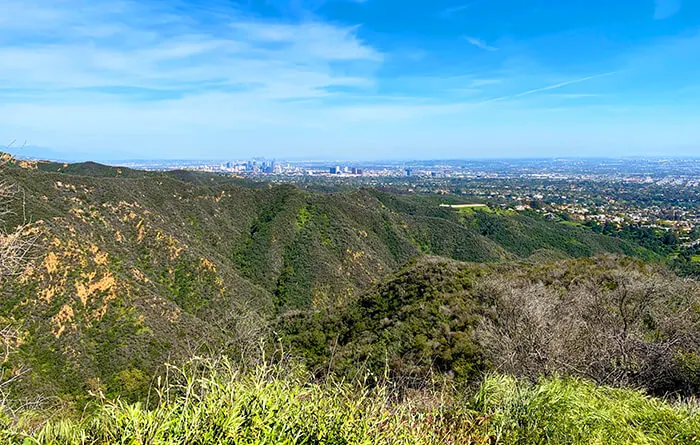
[439,203,489,208]
[457,207,494,216]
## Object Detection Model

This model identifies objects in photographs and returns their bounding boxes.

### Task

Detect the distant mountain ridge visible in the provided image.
[5,145,136,163]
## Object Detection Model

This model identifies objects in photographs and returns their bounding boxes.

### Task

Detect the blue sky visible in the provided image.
[1,0,699,160]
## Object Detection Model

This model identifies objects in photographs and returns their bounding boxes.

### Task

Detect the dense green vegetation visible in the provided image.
[673,244,700,277]
[585,221,679,255]
[280,256,700,397]
[278,257,490,386]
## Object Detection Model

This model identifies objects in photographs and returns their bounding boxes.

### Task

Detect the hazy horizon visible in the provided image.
[6,144,700,164]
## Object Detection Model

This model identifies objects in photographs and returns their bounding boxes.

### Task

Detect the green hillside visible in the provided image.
[0,159,663,402]
[280,256,700,396]
[370,190,652,261]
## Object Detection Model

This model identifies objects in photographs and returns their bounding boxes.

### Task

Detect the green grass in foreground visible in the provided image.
[474,375,699,445]
[2,360,698,444]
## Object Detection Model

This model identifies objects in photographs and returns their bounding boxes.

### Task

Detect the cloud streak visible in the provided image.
[463,36,498,51]
[440,2,478,17]
[511,72,616,98]
[476,72,616,105]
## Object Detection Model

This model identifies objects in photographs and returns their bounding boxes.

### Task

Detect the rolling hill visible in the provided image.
[0,158,661,400]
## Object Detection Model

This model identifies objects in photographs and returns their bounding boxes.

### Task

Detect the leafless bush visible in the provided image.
[0,147,39,413]
[0,226,35,280]
[476,267,700,395]
[1,154,35,281]
[0,325,30,406]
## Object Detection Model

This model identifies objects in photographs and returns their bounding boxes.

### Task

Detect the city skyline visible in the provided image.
[6,144,700,164]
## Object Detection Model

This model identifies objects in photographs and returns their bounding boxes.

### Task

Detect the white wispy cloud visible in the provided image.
[0,0,394,157]
[463,36,498,51]
[474,72,616,105]
[440,2,478,17]
[511,72,616,98]
[654,0,682,19]
[327,74,611,120]
[0,0,381,98]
